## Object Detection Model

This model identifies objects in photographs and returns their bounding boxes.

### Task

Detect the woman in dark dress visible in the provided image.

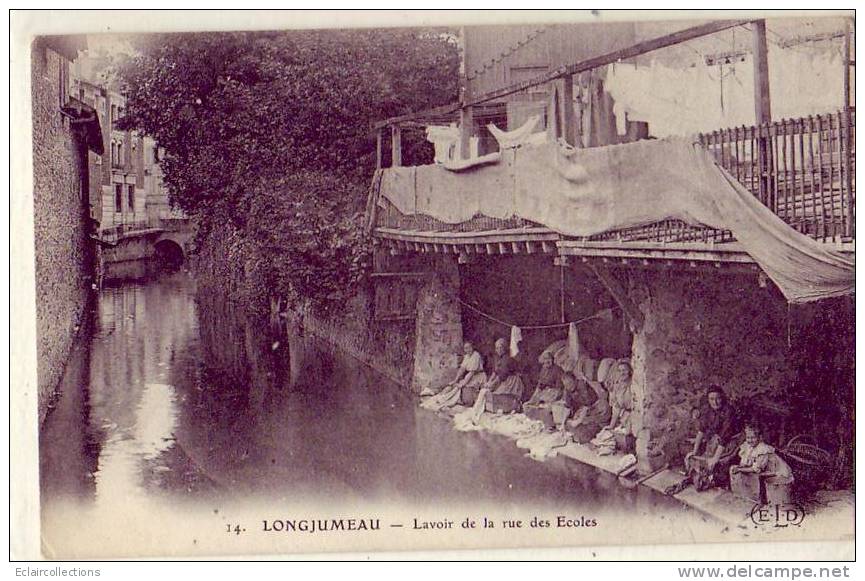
[469,338,526,421]
[683,387,740,491]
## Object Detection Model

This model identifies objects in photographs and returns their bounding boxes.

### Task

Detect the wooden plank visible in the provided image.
[797,118,808,238]
[375,128,383,169]
[370,271,430,279]
[784,119,793,224]
[816,114,826,233]
[391,125,402,167]
[835,112,845,240]
[827,113,836,238]
[733,127,741,184]
[751,124,760,203]
[807,116,819,236]
[841,110,854,238]
[752,20,772,124]
[562,73,576,146]
[374,226,556,241]
[771,123,780,215]
[589,264,644,332]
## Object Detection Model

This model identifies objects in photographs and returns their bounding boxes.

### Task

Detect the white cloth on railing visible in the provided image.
[425,125,459,164]
[487,115,543,149]
[377,136,853,303]
[425,125,480,166]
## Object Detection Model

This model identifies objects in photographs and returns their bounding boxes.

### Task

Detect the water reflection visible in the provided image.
[41,272,706,528]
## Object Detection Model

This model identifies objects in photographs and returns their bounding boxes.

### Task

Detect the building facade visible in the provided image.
[32,36,104,423]
[74,75,179,234]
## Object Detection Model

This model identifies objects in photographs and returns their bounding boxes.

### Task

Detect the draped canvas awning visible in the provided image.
[377,138,854,303]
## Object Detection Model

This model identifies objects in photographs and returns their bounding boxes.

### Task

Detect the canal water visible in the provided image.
[39,272,729,557]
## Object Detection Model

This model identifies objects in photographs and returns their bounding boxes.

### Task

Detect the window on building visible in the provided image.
[127,185,135,212]
[111,104,117,126]
[117,142,123,167]
[114,184,123,213]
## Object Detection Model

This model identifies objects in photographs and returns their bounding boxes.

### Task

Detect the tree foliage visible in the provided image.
[116,29,459,309]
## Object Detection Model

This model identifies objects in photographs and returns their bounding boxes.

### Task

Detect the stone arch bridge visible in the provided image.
[95,217,193,281]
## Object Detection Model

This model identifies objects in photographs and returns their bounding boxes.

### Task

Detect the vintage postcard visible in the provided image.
[10,9,856,561]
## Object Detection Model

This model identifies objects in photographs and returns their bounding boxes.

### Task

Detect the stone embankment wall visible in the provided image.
[287,252,460,391]
[32,44,95,423]
[289,290,417,388]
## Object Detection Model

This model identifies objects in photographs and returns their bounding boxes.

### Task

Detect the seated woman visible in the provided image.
[563,374,611,443]
[680,386,740,492]
[606,360,634,433]
[469,338,526,421]
[522,351,564,419]
[589,359,634,454]
[730,423,794,501]
[421,341,485,411]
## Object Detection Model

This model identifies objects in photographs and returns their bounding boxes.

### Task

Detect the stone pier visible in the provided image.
[411,256,463,394]
[626,270,794,462]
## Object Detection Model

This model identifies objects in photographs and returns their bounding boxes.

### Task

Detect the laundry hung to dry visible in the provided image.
[377,136,853,303]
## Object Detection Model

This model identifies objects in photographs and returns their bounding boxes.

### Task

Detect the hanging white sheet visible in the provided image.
[377,137,853,303]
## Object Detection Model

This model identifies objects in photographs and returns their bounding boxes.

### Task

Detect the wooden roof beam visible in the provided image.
[590,264,644,333]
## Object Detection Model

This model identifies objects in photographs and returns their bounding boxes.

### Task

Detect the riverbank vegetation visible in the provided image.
[116,29,459,312]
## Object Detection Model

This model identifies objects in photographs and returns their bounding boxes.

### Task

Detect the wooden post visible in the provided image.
[843,18,854,238]
[375,128,383,169]
[391,125,402,167]
[459,26,473,160]
[752,20,773,207]
[752,19,771,124]
[459,106,473,160]
[562,74,576,146]
[843,18,852,113]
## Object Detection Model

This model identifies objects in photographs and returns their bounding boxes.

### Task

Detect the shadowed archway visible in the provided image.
[153,239,185,272]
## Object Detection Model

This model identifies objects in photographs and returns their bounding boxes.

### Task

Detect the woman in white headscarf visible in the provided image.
[420,341,486,411]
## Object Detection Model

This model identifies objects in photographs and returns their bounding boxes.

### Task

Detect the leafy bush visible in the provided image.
[116,29,458,309]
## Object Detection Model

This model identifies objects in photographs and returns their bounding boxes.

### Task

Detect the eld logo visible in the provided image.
[750,503,806,528]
